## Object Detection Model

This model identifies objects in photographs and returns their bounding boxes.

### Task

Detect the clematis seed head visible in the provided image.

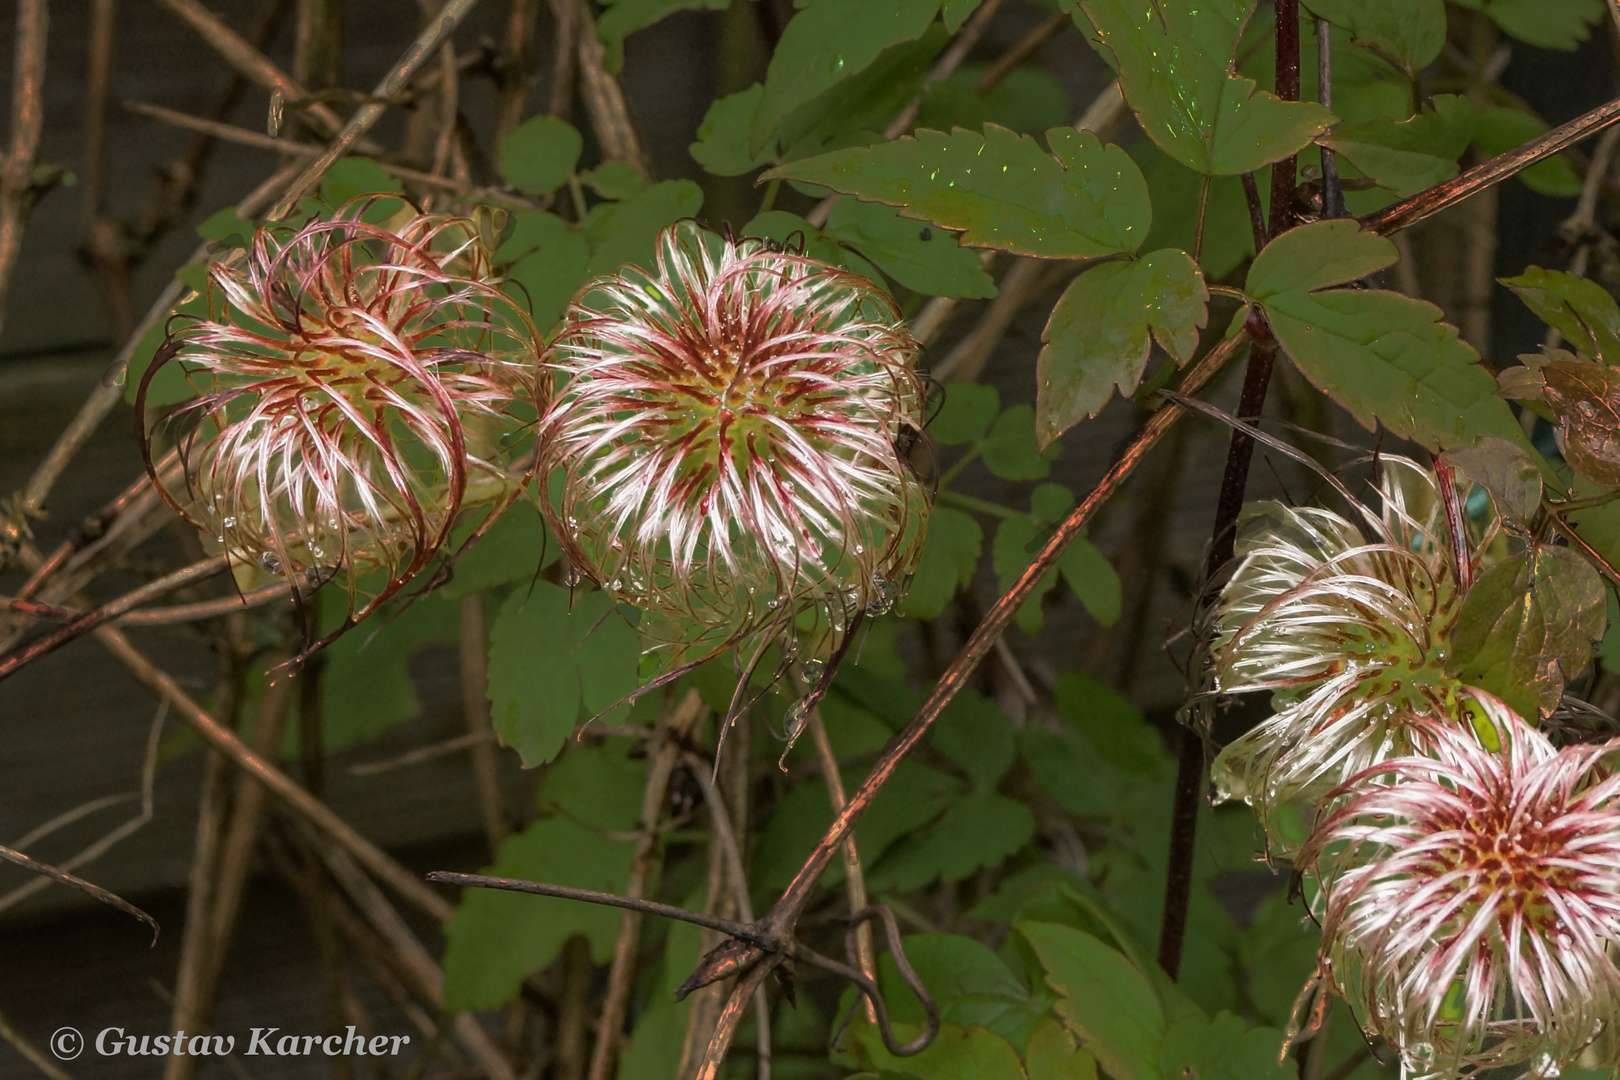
[137,197,542,629]
[536,221,931,661]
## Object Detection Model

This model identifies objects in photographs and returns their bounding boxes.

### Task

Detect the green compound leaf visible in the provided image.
[319,157,404,205]
[1245,219,1527,452]
[1021,921,1168,1080]
[1473,108,1583,197]
[765,125,1152,259]
[1059,533,1122,627]
[1500,266,1620,364]
[847,1022,1028,1080]
[984,404,1055,480]
[1070,0,1335,176]
[751,0,942,153]
[1302,0,1446,73]
[1480,0,1604,50]
[900,505,983,619]
[868,792,1036,891]
[825,199,996,299]
[486,583,642,766]
[1036,249,1207,448]
[690,85,773,176]
[535,739,648,832]
[582,160,649,200]
[942,0,982,32]
[1450,544,1607,720]
[994,513,1059,635]
[498,116,583,195]
[1439,435,1543,523]
[1027,1018,1100,1080]
[442,817,634,1010]
[440,502,554,600]
[582,179,704,276]
[933,689,1016,790]
[859,933,1047,1047]
[596,0,728,73]
[1322,95,1476,197]
[930,382,1000,445]
[1159,1013,1295,1080]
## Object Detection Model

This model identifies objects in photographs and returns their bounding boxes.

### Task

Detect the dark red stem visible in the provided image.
[1157,0,1299,981]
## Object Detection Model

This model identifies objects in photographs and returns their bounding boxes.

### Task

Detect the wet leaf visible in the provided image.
[1159,1012,1295,1080]
[900,505,983,618]
[825,199,996,298]
[1302,0,1446,72]
[1450,544,1607,719]
[1543,362,1620,487]
[1073,0,1335,176]
[690,85,773,176]
[498,116,583,195]
[1322,95,1476,197]
[1500,267,1620,365]
[1246,219,1529,453]
[1021,921,1167,1080]
[765,125,1152,259]
[1036,249,1207,448]
[1440,435,1543,521]
[751,0,942,153]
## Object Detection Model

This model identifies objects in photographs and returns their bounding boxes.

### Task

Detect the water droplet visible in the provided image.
[802,658,824,683]
[260,552,283,573]
[564,567,582,587]
[222,516,237,528]
[309,544,325,559]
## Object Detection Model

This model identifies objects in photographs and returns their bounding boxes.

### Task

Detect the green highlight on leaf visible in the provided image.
[1069,0,1336,176]
[1036,248,1207,448]
[1245,219,1530,453]
[765,125,1152,260]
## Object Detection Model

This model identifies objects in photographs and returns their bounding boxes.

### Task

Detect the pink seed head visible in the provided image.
[137,198,542,623]
[1303,694,1620,1079]
[537,221,931,658]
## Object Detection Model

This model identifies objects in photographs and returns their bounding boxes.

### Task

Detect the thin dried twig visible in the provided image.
[805,708,875,1018]
[0,844,157,940]
[572,0,650,172]
[585,691,706,1080]
[0,0,49,347]
[267,0,485,218]
[493,0,541,142]
[973,12,1068,94]
[460,594,509,850]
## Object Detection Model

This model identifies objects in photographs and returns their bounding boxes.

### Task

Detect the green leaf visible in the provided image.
[1323,95,1476,197]
[1484,0,1604,50]
[870,792,1036,891]
[994,513,1060,634]
[1137,146,1253,279]
[932,689,1016,789]
[901,505,983,618]
[766,125,1152,259]
[1474,108,1583,197]
[984,404,1054,480]
[942,0,982,32]
[825,199,996,298]
[1159,1013,1295,1080]
[1053,671,1167,776]
[319,157,404,205]
[1440,436,1543,522]
[1071,0,1336,176]
[1451,544,1607,719]
[1500,266,1620,365]
[690,85,774,176]
[535,739,647,832]
[1059,535,1122,626]
[1036,249,1207,448]
[1246,219,1528,452]
[596,0,728,73]
[440,502,554,599]
[742,209,887,285]
[486,583,642,766]
[931,382,1000,445]
[501,211,591,334]
[847,1022,1029,1080]
[499,116,583,195]
[313,596,460,754]
[196,206,254,248]
[867,932,1044,1040]
[442,818,633,1010]
[582,179,704,275]
[751,0,942,153]
[1026,1017,1099,1080]
[1239,893,1322,1027]
[1301,0,1446,72]
[581,160,648,200]
[1020,921,1167,1080]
